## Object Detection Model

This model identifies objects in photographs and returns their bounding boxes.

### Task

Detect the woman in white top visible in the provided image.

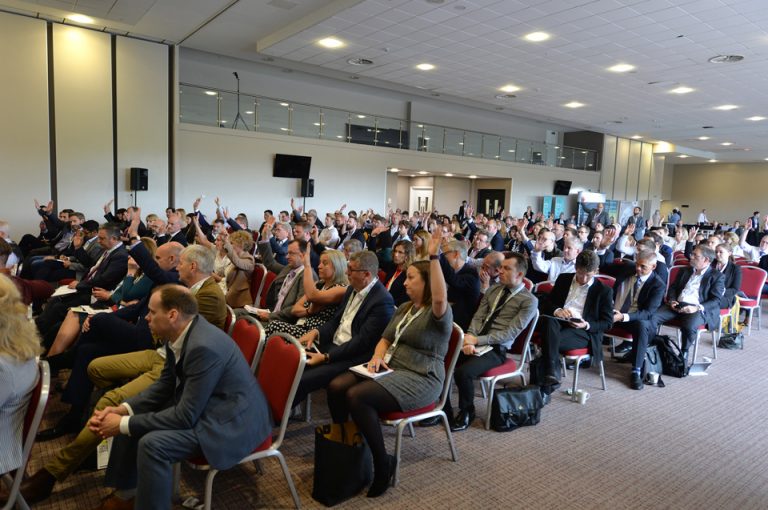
[0,274,42,475]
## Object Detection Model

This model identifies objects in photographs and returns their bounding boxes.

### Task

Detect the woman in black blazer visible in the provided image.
[381,240,413,306]
[714,242,742,309]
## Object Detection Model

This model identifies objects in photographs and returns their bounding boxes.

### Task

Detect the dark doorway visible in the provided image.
[477,189,505,217]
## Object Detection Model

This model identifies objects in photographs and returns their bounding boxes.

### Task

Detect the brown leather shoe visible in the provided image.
[20,468,56,504]
[93,494,135,510]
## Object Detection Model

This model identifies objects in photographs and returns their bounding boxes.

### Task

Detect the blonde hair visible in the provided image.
[230,230,254,252]
[0,275,42,361]
[320,250,349,286]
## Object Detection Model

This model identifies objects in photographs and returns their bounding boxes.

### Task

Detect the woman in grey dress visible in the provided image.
[326,229,452,498]
[0,274,43,476]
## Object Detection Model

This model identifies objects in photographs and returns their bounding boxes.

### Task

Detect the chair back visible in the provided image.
[259,271,278,309]
[230,316,266,371]
[736,260,759,267]
[739,266,768,300]
[378,270,387,284]
[4,361,50,510]
[249,264,267,302]
[435,324,464,410]
[507,310,539,368]
[595,274,616,288]
[534,280,555,294]
[255,333,305,449]
[522,278,534,291]
[667,265,688,295]
[224,305,237,336]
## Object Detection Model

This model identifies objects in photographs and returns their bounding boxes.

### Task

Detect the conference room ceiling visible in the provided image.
[5,0,768,163]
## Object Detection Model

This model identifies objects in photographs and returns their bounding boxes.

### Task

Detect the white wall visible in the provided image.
[116,37,169,216]
[601,135,659,202]
[663,162,768,224]
[0,13,49,237]
[0,12,170,237]
[176,123,600,222]
[433,177,471,214]
[53,25,113,220]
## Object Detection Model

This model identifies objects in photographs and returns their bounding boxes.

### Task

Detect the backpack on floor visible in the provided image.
[652,335,688,378]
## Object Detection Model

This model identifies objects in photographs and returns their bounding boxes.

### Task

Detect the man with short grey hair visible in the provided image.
[531,238,583,282]
[440,239,480,331]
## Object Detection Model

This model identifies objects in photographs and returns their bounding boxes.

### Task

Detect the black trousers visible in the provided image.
[292,355,366,408]
[32,258,76,283]
[620,319,655,372]
[35,293,90,339]
[540,316,590,375]
[446,349,506,413]
[652,305,705,354]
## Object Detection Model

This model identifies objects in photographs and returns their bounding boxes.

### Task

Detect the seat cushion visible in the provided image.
[562,348,589,357]
[739,299,759,307]
[604,327,633,339]
[381,403,436,421]
[481,358,518,377]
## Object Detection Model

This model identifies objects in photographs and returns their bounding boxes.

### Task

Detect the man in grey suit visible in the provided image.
[88,284,271,510]
[255,238,316,322]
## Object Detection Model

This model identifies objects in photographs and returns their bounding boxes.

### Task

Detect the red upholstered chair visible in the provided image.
[230,315,266,372]
[666,265,688,298]
[595,274,616,288]
[735,260,758,267]
[1,361,50,510]
[478,310,539,429]
[223,305,237,336]
[249,263,267,303]
[560,346,606,399]
[259,271,278,309]
[523,277,534,291]
[378,269,387,284]
[185,333,305,510]
[379,323,464,486]
[603,326,634,359]
[738,266,767,336]
[661,319,717,365]
[534,280,555,294]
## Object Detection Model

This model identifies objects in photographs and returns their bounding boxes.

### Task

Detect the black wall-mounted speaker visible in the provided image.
[130,167,149,191]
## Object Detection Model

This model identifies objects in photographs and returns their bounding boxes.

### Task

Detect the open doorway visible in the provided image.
[410,186,434,214]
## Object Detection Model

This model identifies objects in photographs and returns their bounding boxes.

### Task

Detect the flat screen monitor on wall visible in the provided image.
[553,180,572,196]
[273,154,311,179]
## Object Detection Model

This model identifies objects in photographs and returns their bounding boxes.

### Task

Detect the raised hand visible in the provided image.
[34,198,40,210]
[214,196,221,207]
[193,196,202,211]
[103,199,114,214]
[46,201,54,213]
[428,227,442,256]
[222,206,230,220]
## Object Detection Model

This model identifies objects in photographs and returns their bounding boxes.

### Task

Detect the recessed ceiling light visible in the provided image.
[424,137,430,140]
[356,115,366,119]
[204,90,217,96]
[709,159,718,162]
[721,142,733,146]
[416,63,435,71]
[714,104,739,110]
[280,127,289,131]
[564,101,585,108]
[336,135,343,139]
[499,84,520,93]
[418,171,428,175]
[524,32,550,42]
[764,158,768,161]
[417,124,424,128]
[219,120,227,124]
[708,55,744,63]
[631,135,643,139]
[747,116,766,121]
[608,63,635,73]
[317,37,344,49]
[698,136,710,140]
[507,149,515,153]
[279,102,289,107]
[468,175,477,179]
[445,173,453,177]
[347,58,373,66]
[670,86,694,94]
[389,168,399,173]
[678,155,689,158]
[245,111,253,115]
[313,122,320,126]
[67,14,94,24]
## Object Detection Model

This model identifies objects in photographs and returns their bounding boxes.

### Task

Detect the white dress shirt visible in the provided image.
[333,278,376,346]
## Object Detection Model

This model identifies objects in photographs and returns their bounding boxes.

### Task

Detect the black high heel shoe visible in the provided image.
[367,454,396,498]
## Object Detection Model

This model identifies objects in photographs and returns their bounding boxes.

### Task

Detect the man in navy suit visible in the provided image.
[610,251,665,390]
[537,250,614,393]
[295,251,394,406]
[652,245,724,363]
[89,285,271,510]
[35,223,128,341]
[440,239,480,332]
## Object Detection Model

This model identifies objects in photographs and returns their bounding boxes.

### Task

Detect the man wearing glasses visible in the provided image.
[255,238,316,323]
[651,245,724,365]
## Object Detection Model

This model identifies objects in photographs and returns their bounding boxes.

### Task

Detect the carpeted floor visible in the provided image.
[25,320,768,509]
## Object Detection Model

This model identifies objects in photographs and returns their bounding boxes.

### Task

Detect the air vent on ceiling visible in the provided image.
[708,55,744,64]
[494,94,516,100]
[347,58,374,66]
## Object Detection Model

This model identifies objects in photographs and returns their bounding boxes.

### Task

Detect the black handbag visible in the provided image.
[718,332,744,350]
[653,335,688,378]
[312,422,373,507]
[641,344,665,387]
[490,385,543,432]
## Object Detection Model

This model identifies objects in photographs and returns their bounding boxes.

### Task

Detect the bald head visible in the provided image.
[155,241,183,271]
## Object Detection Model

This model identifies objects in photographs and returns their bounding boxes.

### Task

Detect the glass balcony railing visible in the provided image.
[179,83,599,171]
